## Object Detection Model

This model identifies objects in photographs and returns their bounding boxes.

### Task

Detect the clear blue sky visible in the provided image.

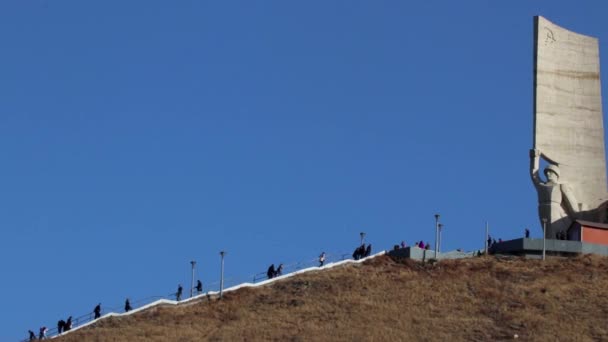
[1,1,607,340]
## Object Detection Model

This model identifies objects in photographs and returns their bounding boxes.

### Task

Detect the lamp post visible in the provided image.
[190,260,196,298]
[219,251,226,299]
[485,221,489,255]
[434,214,440,259]
[542,218,547,261]
[360,232,366,246]
[438,223,444,252]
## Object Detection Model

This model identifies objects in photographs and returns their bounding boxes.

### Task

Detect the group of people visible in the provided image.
[29,315,73,340]
[29,279,205,340]
[266,263,284,279]
[487,236,503,248]
[175,280,203,301]
[56,316,73,335]
[352,244,372,260]
[28,326,50,341]
[390,240,432,250]
[27,247,368,340]
[414,241,431,250]
[28,299,128,340]
[392,241,408,250]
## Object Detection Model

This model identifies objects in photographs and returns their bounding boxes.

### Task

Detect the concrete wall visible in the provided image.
[389,247,476,261]
[533,16,606,214]
[581,242,608,255]
[582,226,608,245]
[491,238,608,256]
[390,238,608,261]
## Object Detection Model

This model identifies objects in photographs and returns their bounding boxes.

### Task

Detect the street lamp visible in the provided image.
[434,214,440,258]
[485,221,489,255]
[360,232,366,246]
[438,223,444,252]
[190,260,196,298]
[219,251,226,299]
[542,218,547,261]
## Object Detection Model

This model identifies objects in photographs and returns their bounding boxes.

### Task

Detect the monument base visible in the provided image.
[490,237,608,258]
[569,220,608,246]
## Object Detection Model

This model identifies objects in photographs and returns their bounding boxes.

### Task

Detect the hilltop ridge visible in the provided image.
[56,254,608,341]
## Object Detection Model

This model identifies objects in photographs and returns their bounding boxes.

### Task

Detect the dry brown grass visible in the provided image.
[57,255,608,341]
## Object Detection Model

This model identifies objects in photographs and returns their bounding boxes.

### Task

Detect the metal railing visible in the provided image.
[251,252,351,283]
[20,250,355,341]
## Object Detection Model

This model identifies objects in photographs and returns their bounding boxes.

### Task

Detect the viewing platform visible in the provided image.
[389,238,608,261]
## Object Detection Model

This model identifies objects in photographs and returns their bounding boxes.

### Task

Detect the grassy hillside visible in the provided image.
[57,254,608,341]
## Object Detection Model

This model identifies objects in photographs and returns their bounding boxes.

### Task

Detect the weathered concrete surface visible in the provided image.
[389,239,608,261]
[388,247,476,261]
[533,16,606,219]
[490,238,608,257]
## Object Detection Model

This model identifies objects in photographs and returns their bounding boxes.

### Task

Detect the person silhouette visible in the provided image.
[94,303,101,319]
[57,319,65,334]
[267,264,275,279]
[176,284,183,301]
[65,316,72,331]
[38,326,47,340]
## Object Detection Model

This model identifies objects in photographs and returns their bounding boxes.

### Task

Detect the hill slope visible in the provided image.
[57,255,608,341]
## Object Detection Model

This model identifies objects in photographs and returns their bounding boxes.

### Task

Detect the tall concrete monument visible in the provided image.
[531,16,607,238]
